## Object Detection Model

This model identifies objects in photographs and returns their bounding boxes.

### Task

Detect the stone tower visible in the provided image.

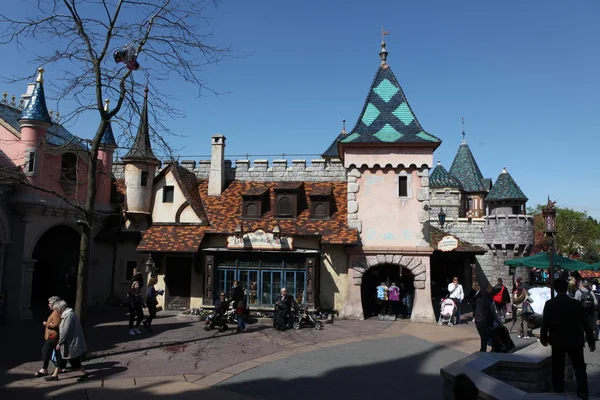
[122,87,160,227]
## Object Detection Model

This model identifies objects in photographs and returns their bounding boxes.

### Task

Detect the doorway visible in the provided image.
[361,264,414,319]
[165,257,192,310]
[31,225,80,316]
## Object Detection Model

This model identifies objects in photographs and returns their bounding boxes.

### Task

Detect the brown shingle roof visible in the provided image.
[430,226,486,253]
[137,225,207,253]
[274,182,303,191]
[134,178,359,252]
[243,187,270,197]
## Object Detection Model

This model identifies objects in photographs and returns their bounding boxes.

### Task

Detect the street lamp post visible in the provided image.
[145,255,157,276]
[542,199,557,298]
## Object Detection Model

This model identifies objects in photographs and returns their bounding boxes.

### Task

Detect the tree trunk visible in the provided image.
[74,119,106,329]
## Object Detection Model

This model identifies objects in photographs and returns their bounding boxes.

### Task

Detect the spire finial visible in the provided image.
[104,98,110,112]
[379,26,390,66]
[36,67,45,84]
[461,117,466,144]
[341,119,347,135]
[437,160,441,165]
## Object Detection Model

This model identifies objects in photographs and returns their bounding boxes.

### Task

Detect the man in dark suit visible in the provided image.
[541,278,596,399]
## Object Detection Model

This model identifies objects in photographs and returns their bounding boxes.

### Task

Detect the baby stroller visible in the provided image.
[437,297,458,327]
[490,325,516,353]
[204,300,230,332]
[291,308,322,330]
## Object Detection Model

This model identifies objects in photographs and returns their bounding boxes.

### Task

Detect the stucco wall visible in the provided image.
[152,170,202,224]
[319,245,348,311]
[355,168,425,247]
[125,163,157,214]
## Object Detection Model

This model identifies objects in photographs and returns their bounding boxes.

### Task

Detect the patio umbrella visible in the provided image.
[503,252,592,271]
[590,261,600,272]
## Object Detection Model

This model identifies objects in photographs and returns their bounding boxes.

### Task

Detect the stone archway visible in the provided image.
[342,253,436,322]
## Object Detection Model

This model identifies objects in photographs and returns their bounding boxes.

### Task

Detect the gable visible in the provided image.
[152,170,205,224]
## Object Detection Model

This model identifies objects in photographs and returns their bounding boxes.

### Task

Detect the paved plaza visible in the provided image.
[0,308,597,399]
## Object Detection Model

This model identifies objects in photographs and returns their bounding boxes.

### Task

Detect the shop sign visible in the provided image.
[438,235,458,252]
[227,229,294,250]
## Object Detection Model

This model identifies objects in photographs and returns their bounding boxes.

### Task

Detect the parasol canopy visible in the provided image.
[503,252,591,271]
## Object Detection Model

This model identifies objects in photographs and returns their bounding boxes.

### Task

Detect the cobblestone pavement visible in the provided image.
[0,308,597,399]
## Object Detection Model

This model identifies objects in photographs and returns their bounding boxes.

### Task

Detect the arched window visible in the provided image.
[245,203,258,217]
[61,153,78,182]
[467,197,473,210]
[277,196,292,217]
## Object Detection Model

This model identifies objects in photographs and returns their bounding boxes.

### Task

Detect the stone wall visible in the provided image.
[113,159,347,182]
[429,187,461,220]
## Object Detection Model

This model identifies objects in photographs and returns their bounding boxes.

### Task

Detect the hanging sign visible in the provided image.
[227,229,294,250]
[438,235,459,252]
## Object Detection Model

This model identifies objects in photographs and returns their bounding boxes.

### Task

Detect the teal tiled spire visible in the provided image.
[100,99,117,148]
[323,41,441,158]
[19,68,52,126]
[449,140,487,192]
[485,168,528,202]
[430,161,461,188]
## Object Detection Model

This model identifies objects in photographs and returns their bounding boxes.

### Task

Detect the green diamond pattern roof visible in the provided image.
[331,65,441,153]
[362,103,380,126]
[485,169,528,202]
[393,102,415,125]
[373,124,403,142]
[373,79,399,102]
[449,142,487,192]
[430,163,461,187]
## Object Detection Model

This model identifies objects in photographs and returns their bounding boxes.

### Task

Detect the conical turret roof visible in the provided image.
[323,42,441,158]
[449,140,487,192]
[485,168,528,202]
[100,100,117,148]
[430,162,461,188]
[19,68,52,126]
[122,87,158,163]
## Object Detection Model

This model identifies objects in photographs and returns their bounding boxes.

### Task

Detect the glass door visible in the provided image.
[238,270,259,306]
[261,270,282,305]
[285,271,306,305]
[216,269,236,302]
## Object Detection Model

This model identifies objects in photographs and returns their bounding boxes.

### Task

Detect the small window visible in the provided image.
[125,261,137,280]
[398,176,408,197]
[163,186,174,203]
[245,202,258,217]
[512,205,521,215]
[314,203,327,218]
[61,153,77,181]
[141,171,149,187]
[27,151,35,173]
[277,196,293,217]
[467,198,473,210]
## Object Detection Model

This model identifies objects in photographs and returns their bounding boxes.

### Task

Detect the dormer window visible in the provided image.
[61,153,78,182]
[242,187,269,219]
[274,182,302,219]
[310,186,332,219]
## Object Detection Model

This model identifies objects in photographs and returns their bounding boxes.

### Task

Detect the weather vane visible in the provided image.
[381,25,390,42]
[462,117,465,140]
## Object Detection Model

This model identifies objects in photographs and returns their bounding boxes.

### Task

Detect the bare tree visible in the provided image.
[0,0,228,326]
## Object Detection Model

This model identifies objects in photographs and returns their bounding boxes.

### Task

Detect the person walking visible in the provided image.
[34,296,61,377]
[447,277,464,324]
[475,286,503,352]
[574,280,599,341]
[44,300,88,382]
[512,287,534,339]
[236,296,248,333]
[540,278,596,399]
[142,276,163,333]
[128,281,144,335]
[492,278,510,323]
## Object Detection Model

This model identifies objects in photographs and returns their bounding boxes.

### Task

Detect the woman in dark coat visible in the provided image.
[274,288,295,331]
[474,286,503,352]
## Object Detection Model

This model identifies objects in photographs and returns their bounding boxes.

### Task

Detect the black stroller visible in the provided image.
[490,325,516,353]
[204,300,230,332]
[291,307,322,330]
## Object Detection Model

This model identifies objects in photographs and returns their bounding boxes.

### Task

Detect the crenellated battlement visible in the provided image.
[112,158,347,182]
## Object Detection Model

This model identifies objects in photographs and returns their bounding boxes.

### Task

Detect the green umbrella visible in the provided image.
[590,261,600,272]
[503,252,591,271]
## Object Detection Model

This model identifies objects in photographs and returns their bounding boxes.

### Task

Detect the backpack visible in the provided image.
[492,286,505,305]
[580,290,595,313]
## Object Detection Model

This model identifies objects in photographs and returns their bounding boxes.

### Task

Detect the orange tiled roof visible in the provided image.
[138,225,207,253]
[134,177,359,253]
[579,271,600,279]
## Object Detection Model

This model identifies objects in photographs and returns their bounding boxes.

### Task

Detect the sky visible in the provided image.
[1,1,599,219]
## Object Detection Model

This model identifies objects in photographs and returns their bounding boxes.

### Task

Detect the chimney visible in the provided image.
[20,83,36,106]
[208,134,226,196]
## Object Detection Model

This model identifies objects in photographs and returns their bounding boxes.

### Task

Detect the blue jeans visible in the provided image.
[237,313,247,331]
[453,299,461,323]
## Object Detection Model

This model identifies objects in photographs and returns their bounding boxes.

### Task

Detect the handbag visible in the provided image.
[522,300,534,316]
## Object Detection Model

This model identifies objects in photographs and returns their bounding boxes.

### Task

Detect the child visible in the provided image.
[143,276,164,332]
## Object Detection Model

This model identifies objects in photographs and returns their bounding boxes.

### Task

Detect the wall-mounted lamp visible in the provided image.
[438,207,446,229]
[272,224,281,240]
[145,255,157,274]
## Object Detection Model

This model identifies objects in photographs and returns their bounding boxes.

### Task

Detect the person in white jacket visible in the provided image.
[448,277,465,324]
